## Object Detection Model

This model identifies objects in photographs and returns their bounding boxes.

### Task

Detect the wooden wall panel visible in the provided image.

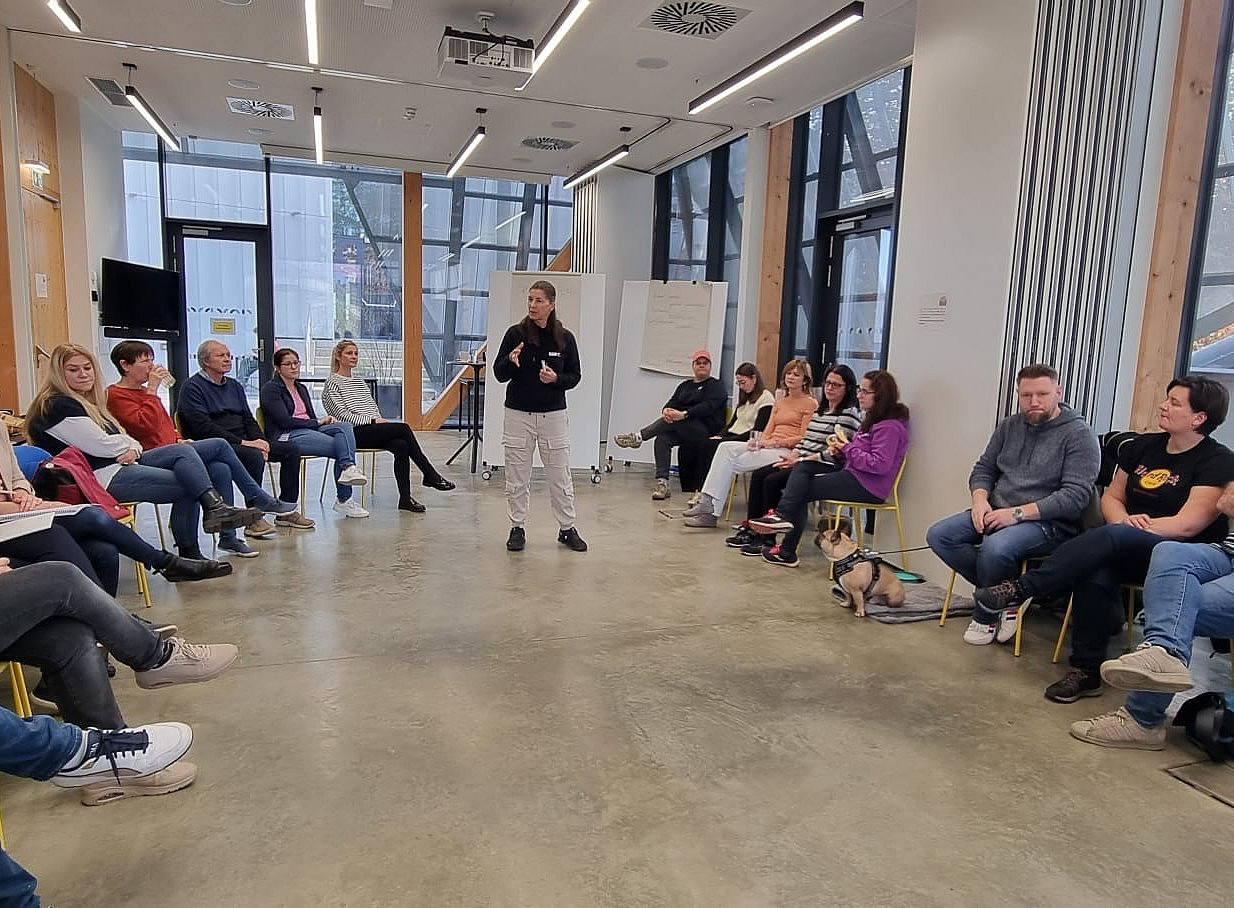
[0,98,15,408]
[756,120,794,384]
[403,172,423,429]
[1130,0,1225,429]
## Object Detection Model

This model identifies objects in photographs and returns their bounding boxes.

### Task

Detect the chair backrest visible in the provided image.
[888,453,908,502]
[254,406,266,435]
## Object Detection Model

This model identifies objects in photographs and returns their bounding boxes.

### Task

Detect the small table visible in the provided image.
[446,360,485,474]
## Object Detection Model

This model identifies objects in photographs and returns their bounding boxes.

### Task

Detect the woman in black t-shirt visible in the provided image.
[972,376,1234,703]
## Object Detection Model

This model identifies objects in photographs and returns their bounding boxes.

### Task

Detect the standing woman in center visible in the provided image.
[493,280,588,553]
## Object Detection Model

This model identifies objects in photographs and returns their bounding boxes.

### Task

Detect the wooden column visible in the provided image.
[756,120,794,383]
[1130,0,1225,430]
[402,172,423,428]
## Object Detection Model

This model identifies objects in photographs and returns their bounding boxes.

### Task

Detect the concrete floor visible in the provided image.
[6,431,1234,906]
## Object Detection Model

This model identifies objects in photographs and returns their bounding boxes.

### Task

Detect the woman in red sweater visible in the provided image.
[106,340,296,558]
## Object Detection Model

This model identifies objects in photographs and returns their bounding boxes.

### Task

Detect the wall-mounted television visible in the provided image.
[99,258,182,336]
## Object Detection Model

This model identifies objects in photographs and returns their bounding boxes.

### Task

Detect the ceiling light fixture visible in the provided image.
[305,0,320,65]
[46,0,81,33]
[563,144,629,190]
[516,0,589,91]
[312,86,324,165]
[688,1,864,115]
[446,108,486,178]
[122,64,181,152]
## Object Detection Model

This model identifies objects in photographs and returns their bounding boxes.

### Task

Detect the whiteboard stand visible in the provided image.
[482,271,608,485]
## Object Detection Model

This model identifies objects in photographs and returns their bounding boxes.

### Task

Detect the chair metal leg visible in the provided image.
[319,458,330,503]
[939,570,957,626]
[723,476,738,523]
[1051,595,1074,663]
[152,504,166,550]
[1013,599,1032,657]
[300,459,308,512]
[8,663,31,718]
[893,505,908,570]
[1126,587,1137,649]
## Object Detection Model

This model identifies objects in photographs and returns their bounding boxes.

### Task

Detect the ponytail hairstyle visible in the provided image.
[734,362,766,407]
[519,279,566,348]
[331,340,359,374]
[29,343,120,431]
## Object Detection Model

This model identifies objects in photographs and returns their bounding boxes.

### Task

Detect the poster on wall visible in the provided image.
[639,281,714,376]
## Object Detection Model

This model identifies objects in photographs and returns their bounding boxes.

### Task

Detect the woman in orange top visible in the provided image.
[683,360,817,528]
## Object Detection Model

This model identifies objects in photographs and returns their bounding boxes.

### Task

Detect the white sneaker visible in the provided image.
[53,722,193,788]
[995,608,1019,644]
[337,465,368,486]
[333,498,369,518]
[963,620,997,645]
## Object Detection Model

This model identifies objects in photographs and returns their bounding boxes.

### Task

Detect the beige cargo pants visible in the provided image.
[503,408,576,530]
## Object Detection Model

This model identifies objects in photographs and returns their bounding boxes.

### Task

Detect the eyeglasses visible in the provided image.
[280,360,301,367]
[823,381,846,390]
[856,387,874,396]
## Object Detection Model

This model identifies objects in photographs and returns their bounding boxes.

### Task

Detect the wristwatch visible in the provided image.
[1012,507,1024,523]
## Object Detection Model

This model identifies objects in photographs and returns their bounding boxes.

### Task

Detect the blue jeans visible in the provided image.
[188,438,279,540]
[105,444,214,551]
[1125,541,1234,728]
[1019,524,1162,672]
[55,505,166,597]
[0,709,82,907]
[927,510,1070,590]
[286,425,358,502]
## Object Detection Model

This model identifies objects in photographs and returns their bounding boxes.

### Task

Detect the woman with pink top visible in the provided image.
[751,370,910,566]
[682,360,817,528]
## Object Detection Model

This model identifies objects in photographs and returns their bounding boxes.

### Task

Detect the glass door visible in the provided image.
[166,222,273,410]
[812,208,895,375]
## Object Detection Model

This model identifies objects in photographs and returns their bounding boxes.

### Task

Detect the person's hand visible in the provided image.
[984,508,1019,531]
[11,489,44,512]
[117,449,139,465]
[539,363,557,384]
[1122,513,1153,530]
[375,417,389,424]
[319,415,337,425]
[971,499,993,533]
[147,365,171,392]
[775,452,799,470]
[509,343,524,367]
[0,557,10,575]
[241,438,270,455]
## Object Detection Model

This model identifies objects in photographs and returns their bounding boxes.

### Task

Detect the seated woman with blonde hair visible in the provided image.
[322,340,454,513]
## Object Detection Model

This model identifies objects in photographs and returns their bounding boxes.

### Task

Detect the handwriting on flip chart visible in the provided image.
[640,282,713,376]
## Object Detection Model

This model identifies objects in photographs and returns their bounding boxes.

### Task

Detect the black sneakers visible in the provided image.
[558,527,588,552]
[1044,668,1102,703]
[973,579,1028,613]
[725,527,754,548]
[506,527,526,551]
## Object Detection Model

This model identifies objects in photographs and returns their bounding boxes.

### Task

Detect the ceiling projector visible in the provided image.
[438,26,534,88]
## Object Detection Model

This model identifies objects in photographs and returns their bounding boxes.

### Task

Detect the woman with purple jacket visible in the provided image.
[750,370,910,567]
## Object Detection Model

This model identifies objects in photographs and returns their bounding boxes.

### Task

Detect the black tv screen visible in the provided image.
[99,258,182,335]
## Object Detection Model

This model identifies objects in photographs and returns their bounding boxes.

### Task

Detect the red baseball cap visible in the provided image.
[692,349,712,364]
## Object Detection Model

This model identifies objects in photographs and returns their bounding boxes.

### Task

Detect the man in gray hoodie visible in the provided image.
[926,363,1100,645]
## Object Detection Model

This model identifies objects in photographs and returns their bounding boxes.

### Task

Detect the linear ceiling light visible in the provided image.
[688,1,864,115]
[123,64,181,152]
[312,86,324,164]
[515,0,589,91]
[446,108,487,178]
[563,145,630,190]
[305,0,320,65]
[47,0,81,33]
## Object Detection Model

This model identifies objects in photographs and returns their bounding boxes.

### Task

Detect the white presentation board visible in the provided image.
[606,280,728,467]
[482,271,607,473]
[639,281,715,376]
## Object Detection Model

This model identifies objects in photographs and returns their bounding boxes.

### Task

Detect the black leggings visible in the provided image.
[353,422,441,501]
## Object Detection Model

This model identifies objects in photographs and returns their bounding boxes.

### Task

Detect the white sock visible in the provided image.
[60,729,94,772]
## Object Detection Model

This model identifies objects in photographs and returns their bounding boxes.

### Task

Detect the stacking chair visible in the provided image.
[256,406,328,513]
[822,457,909,568]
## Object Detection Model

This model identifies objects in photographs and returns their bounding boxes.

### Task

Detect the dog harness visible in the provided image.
[832,549,883,598]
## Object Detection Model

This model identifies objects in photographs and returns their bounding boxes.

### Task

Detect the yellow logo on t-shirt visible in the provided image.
[1138,468,1173,490]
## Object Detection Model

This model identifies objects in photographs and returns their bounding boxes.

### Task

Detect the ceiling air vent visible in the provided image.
[521,136,577,151]
[226,98,295,120]
[640,2,750,38]
[87,77,131,107]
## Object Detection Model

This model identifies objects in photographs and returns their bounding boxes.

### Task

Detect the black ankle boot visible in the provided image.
[398,497,427,513]
[156,553,233,583]
[199,490,263,534]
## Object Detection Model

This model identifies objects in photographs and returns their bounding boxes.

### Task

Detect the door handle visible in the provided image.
[258,339,265,361]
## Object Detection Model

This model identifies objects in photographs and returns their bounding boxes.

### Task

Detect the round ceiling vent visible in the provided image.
[521,136,578,151]
[645,2,748,38]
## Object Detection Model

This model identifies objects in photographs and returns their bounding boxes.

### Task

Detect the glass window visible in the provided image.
[666,155,711,278]
[837,70,904,209]
[720,138,747,381]
[164,138,267,225]
[1184,23,1234,449]
[122,132,162,268]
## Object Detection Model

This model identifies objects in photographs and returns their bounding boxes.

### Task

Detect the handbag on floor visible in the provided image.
[1172,692,1234,762]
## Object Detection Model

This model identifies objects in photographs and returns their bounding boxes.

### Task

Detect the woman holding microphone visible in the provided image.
[493,280,587,553]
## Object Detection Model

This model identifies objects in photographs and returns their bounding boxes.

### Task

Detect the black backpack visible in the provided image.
[1173,692,1234,762]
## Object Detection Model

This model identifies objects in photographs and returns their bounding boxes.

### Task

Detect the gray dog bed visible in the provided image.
[851,579,974,624]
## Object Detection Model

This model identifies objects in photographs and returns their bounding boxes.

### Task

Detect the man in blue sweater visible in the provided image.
[926,363,1100,645]
[176,341,314,531]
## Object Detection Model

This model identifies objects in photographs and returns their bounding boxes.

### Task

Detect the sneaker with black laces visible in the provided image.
[973,579,1029,614]
[762,544,799,567]
[506,527,526,551]
[245,518,278,539]
[741,539,772,557]
[1044,668,1103,703]
[558,527,588,552]
[750,512,794,534]
[53,722,194,788]
[725,526,754,548]
[218,536,260,559]
[275,510,315,529]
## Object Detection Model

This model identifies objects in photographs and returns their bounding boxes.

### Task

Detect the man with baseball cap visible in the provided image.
[613,349,727,500]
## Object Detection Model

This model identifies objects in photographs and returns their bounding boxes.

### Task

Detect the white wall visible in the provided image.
[884,0,1040,584]
[590,166,654,438]
[54,94,91,345]
[78,101,126,321]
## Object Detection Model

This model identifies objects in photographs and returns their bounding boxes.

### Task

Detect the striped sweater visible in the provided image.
[322,373,382,426]
[797,406,863,460]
